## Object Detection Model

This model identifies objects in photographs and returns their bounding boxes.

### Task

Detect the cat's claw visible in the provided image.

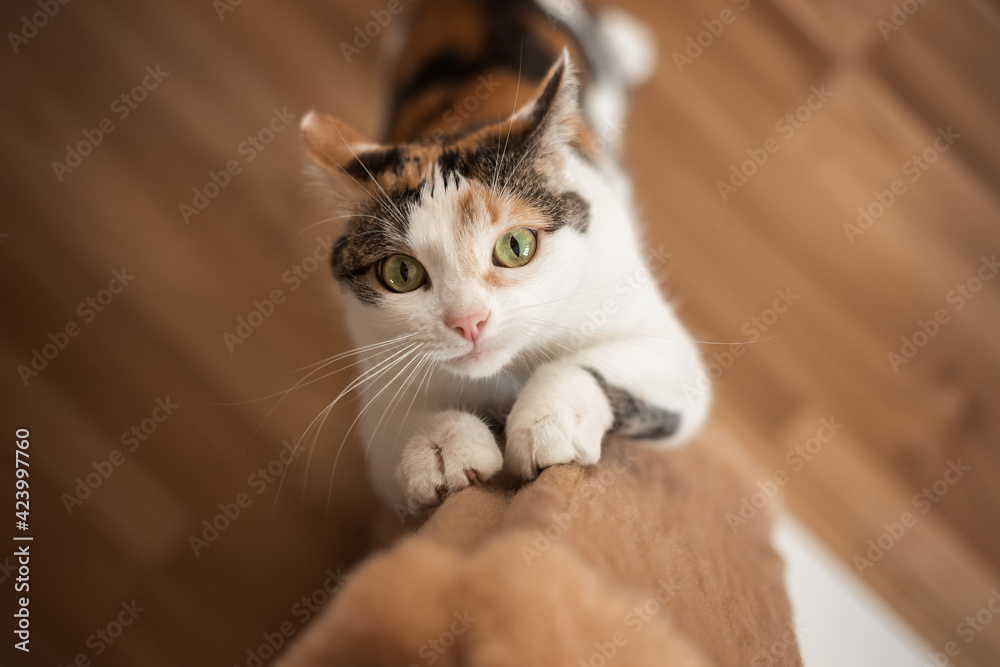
[396,410,503,512]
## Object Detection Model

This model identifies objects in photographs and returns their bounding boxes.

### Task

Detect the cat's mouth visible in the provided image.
[445,341,512,378]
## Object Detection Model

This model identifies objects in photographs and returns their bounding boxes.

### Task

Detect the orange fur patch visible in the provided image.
[394,0,488,86]
[386,0,588,144]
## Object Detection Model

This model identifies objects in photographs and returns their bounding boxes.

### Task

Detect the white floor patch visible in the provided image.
[773,514,934,666]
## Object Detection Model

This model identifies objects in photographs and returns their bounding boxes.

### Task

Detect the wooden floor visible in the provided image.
[1,0,999,664]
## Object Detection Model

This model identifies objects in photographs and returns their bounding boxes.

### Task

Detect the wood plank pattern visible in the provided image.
[1,0,998,664]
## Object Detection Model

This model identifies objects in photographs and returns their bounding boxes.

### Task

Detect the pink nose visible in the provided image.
[448,311,489,345]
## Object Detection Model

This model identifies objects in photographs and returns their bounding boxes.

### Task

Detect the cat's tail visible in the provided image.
[541,1,658,155]
[594,6,658,90]
[535,0,657,91]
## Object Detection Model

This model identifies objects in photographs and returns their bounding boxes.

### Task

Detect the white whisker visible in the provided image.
[326,346,426,515]
[298,344,420,492]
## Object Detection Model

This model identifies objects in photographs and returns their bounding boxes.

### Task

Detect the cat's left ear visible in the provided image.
[299,111,384,175]
[508,49,581,160]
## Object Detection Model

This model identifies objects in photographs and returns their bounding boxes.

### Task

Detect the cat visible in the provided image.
[300,0,711,514]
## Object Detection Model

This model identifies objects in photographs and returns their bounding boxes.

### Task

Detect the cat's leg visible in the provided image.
[505,332,710,479]
[369,409,503,513]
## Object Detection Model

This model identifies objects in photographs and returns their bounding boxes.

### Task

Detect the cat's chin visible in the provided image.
[443,345,514,379]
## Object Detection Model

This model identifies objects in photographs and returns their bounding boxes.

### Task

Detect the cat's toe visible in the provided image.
[505,398,607,479]
[395,411,502,512]
[395,440,446,511]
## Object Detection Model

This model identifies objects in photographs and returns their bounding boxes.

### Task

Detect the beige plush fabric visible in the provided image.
[276,428,802,666]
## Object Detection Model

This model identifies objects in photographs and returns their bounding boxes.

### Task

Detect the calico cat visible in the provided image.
[300,0,711,513]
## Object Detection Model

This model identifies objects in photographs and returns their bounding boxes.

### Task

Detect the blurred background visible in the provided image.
[1,0,999,665]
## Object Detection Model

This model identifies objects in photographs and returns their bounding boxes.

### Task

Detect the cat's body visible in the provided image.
[301,0,711,512]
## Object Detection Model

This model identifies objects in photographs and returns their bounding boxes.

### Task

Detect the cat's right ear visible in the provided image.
[300,111,381,174]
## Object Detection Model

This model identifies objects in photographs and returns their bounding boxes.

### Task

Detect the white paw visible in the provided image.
[505,364,614,479]
[395,411,503,512]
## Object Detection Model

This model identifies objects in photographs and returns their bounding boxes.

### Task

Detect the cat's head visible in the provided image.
[301,53,627,379]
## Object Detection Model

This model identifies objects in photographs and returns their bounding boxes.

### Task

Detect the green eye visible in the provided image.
[379,254,426,293]
[493,228,537,268]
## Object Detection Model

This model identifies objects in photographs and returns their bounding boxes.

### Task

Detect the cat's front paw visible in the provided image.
[395,410,503,513]
[505,364,614,479]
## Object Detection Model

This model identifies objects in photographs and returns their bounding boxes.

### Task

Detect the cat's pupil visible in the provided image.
[400,261,409,282]
[509,236,520,256]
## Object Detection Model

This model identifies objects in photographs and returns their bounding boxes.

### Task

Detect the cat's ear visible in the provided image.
[299,111,383,174]
[511,49,581,157]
